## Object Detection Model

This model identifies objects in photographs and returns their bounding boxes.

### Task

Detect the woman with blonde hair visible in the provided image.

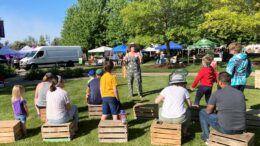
[11,85,29,135]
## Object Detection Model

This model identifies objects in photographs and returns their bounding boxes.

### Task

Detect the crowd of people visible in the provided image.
[10,42,252,145]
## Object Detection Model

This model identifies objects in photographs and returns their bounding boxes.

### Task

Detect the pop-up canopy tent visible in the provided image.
[143,44,160,52]
[156,41,183,50]
[112,44,128,53]
[88,46,112,53]
[0,46,21,59]
[193,38,216,48]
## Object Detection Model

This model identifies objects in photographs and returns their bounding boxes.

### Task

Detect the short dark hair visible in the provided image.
[218,72,231,84]
[104,60,114,72]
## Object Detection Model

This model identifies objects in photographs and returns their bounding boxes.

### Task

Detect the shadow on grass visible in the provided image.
[142,88,164,97]
[182,122,201,144]
[23,126,41,140]
[74,119,100,139]
[78,106,88,113]
[246,85,256,89]
[0,85,36,95]
[250,104,260,109]
[128,119,151,141]
[247,127,260,146]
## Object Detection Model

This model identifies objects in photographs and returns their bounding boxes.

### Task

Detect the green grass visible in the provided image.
[0,76,259,145]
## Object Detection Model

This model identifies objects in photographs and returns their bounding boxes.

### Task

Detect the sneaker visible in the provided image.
[205,139,209,145]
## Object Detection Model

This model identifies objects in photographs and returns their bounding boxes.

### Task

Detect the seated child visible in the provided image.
[11,85,29,135]
[155,74,192,136]
[86,69,103,105]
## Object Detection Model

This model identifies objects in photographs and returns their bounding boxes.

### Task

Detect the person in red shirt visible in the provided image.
[191,55,217,107]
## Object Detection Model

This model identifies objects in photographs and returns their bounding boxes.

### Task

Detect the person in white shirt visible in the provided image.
[46,75,78,130]
[155,74,192,135]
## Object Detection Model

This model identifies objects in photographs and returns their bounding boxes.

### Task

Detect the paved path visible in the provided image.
[3,72,256,87]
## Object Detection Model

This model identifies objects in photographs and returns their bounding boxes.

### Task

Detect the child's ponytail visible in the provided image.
[49,76,58,92]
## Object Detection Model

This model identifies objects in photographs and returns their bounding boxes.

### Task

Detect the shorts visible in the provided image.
[102,97,121,115]
[15,115,27,124]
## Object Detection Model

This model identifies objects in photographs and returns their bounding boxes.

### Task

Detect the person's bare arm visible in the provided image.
[24,104,29,116]
[185,98,192,108]
[155,95,164,104]
[113,86,119,101]
[206,104,215,114]
[86,87,90,98]
[34,84,40,105]
[138,53,143,64]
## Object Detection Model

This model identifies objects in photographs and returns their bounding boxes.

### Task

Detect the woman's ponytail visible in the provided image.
[49,76,58,92]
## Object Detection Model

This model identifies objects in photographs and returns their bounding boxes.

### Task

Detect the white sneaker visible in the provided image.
[205,139,209,145]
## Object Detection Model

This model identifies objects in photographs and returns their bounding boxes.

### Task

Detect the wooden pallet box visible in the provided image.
[88,104,102,119]
[133,103,158,119]
[150,120,182,146]
[255,70,260,89]
[209,130,255,146]
[98,120,128,143]
[246,109,260,129]
[41,122,74,142]
[39,108,46,123]
[0,120,22,143]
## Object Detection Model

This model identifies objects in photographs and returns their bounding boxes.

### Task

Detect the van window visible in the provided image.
[36,51,44,58]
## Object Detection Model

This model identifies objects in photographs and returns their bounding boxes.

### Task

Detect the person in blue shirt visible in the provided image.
[226,42,252,92]
[86,69,103,105]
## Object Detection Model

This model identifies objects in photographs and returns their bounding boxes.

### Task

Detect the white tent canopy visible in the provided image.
[88,46,112,53]
[143,44,159,52]
[19,46,35,54]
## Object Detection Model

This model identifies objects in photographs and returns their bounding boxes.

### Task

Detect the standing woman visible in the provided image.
[123,44,143,99]
[34,72,53,116]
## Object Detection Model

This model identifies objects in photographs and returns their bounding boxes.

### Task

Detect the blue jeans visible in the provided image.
[48,105,78,125]
[199,109,244,141]
[15,115,27,124]
[194,86,212,105]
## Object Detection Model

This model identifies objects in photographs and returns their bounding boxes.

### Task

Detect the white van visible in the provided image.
[20,46,83,70]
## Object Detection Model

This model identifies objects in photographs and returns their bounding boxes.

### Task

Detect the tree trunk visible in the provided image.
[165,40,171,64]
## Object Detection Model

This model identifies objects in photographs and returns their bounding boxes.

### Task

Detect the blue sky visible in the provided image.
[0,0,76,43]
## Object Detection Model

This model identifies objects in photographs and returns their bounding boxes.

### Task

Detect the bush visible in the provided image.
[73,68,84,77]
[25,69,45,80]
[0,64,16,78]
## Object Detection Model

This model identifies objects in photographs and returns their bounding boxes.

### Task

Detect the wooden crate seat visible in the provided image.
[150,120,182,146]
[0,120,22,143]
[246,109,260,129]
[133,103,158,119]
[88,104,102,119]
[255,70,260,89]
[98,120,128,143]
[41,122,74,142]
[209,130,255,146]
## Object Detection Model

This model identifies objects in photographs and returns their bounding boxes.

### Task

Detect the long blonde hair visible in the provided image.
[12,85,25,101]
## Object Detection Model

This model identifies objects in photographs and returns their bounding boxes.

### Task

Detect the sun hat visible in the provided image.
[169,74,187,85]
[96,69,103,76]
[88,70,95,77]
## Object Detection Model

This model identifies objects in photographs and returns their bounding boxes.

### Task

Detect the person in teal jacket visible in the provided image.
[226,42,252,92]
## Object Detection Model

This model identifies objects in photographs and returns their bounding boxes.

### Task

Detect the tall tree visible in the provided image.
[10,41,26,50]
[51,37,61,46]
[105,0,129,47]
[38,35,47,46]
[121,0,207,54]
[61,0,109,51]
[24,36,37,47]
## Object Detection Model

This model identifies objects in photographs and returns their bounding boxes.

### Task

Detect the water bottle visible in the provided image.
[119,110,127,124]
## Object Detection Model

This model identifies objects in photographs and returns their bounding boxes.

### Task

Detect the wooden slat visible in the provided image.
[210,134,247,146]
[42,132,71,138]
[89,111,103,115]
[246,120,260,126]
[41,127,69,132]
[151,133,181,139]
[209,141,227,146]
[211,130,255,143]
[99,133,127,138]
[151,121,181,130]
[151,138,181,145]
[0,136,15,143]
[42,122,71,127]
[246,115,260,120]
[0,127,14,133]
[151,128,180,135]
[98,120,126,127]
[0,132,15,137]
[99,138,127,143]
[99,127,127,133]
[0,120,20,128]
[88,104,102,107]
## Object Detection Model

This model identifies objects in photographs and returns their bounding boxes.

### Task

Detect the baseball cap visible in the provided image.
[96,69,103,76]
[88,70,95,77]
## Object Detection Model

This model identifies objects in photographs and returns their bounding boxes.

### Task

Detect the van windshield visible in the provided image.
[25,51,37,58]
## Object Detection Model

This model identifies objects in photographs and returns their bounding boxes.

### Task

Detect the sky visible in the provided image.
[0,0,76,43]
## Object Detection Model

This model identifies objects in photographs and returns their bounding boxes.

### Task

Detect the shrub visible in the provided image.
[73,68,84,77]
[0,64,16,78]
[25,69,45,80]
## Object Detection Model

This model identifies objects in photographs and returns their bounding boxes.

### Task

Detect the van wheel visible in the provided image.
[31,64,38,70]
[66,61,74,67]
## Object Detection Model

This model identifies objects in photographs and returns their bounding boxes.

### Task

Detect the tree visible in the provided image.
[199,0,260,44]
[24,36,37,47]
[51,37,61,46]
[61,0,109,51]
[121,0,207,54]
[38,35,47,46]
[10,41,26,50]
[105,0,129,47]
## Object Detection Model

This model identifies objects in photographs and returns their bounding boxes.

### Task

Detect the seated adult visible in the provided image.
[46,75,78,130]
[86,69,103,105]
[199,72,245,145]
[155,74,192,136]
[34,72,53,115]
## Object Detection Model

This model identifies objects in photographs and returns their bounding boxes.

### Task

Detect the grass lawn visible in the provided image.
[0,76,259,146]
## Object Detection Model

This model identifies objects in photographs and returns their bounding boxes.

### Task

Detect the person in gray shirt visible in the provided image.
[199,72,245,145]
